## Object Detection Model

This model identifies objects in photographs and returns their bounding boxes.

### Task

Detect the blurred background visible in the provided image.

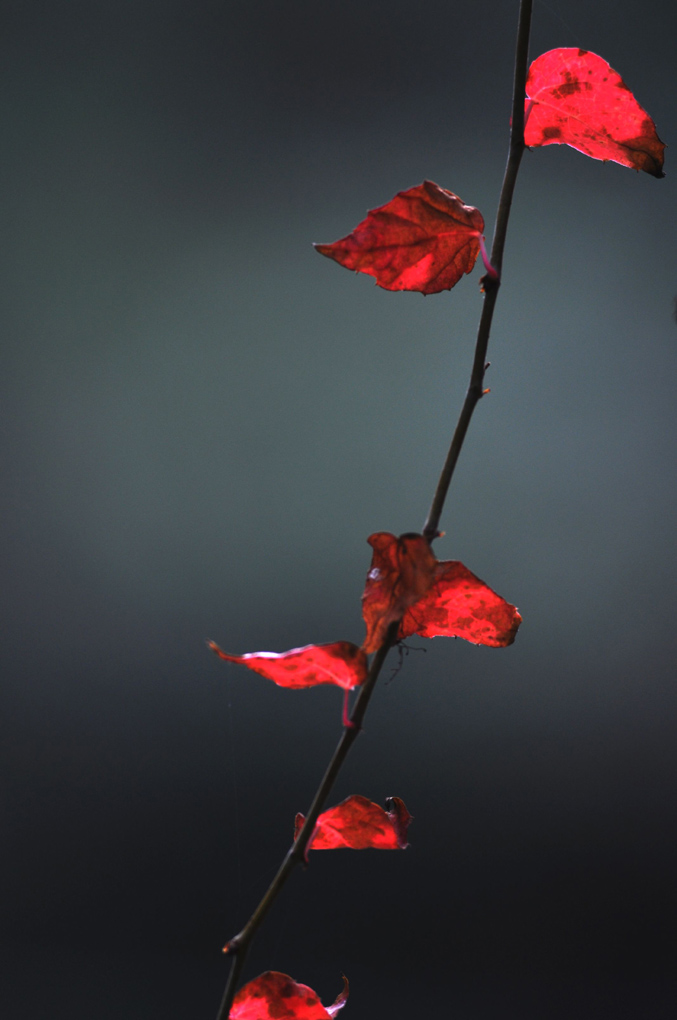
[1,1,676,1017]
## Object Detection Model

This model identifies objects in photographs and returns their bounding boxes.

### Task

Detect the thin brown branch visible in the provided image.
[423,0,533,542]
[215,3,534,1016]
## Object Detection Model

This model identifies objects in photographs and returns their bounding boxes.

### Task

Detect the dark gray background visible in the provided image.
[2,1,676,1017]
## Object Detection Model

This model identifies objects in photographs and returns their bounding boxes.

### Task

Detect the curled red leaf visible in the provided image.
[524,48,665,177]
[230,972,349,1020]
[295,794,412,851]
[209,641,367,690]
[314,181,484,295]
[361,533,437,653]
[361,533,521,652]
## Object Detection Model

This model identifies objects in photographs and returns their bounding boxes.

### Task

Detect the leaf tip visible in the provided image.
[327,975,350,1018]
[385,795,413,849]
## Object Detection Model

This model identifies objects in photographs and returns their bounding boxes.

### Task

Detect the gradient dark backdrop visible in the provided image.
[2,2,677,1017]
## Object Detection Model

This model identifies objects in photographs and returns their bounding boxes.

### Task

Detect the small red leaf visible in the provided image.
[314,181,484,295]
[295,794,412,851]
[361,533,521,651]
[209,641,367,690]
[524,48,665,177]
[230,972,349,1020]
[400,560,522,648]
[361,532,437,653]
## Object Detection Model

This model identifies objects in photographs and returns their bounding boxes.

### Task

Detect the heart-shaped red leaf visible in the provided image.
[400,560,522,647]
[314,181,484,295]
[230,972,349,1020]
[295,794,412,850]
[524,48,665,177]
[361,533,521,651]
[361,533,438,653]
[208,641,367,690]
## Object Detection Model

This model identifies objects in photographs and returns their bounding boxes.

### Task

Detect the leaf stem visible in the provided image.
[423,0,533,542]
[215,623,399,1020]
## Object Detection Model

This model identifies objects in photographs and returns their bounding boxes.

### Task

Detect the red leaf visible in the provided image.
[524,48,665,177]
[208,641,367,690]
[361,532,437,653]
[361,533,521,652]
[230,972,349,1020]
[314,181,485,295]
[295,794,412,850]
[400,559,522,648]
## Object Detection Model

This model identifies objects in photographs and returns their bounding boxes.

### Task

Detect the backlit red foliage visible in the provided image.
[208,641,367,690]
[295,794,412,850]
[230,972,349,1020]
[361,533,437,652]
[524,48,665,177]
[400,559,522,647]
[314,181,484,295]
[362,532,521,652]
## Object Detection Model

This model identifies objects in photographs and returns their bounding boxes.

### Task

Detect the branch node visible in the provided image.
[480,272,500,294]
